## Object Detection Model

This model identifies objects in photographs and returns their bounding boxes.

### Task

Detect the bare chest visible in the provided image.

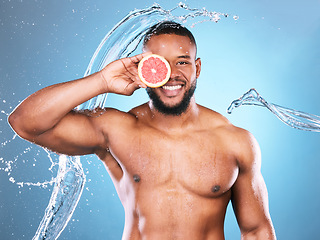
[109,128,239,197]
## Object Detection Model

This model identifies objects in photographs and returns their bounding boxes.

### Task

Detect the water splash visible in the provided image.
[1,94,60,188]
[32,156,85,240]
[0,137,58,188]
[31,3,237,239]
[227,88,320,132]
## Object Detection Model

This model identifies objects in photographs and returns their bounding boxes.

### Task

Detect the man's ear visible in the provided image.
[195,58,201,79]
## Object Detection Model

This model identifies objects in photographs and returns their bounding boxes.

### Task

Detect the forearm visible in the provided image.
[8,52,147,139]
[9,71,107,136]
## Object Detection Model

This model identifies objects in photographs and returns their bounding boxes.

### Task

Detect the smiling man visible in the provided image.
[8,21,276,239]
[143,23,199,116]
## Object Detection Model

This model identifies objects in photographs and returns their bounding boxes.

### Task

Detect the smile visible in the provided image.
[162,85,183,91]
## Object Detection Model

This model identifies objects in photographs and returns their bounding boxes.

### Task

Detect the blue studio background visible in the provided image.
[0,0,319,239]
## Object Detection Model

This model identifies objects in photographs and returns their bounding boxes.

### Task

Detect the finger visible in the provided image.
[125,81,142,95]
[121,53,153,88]
[120,59,137,79]
[129,52,152,64]
[129,72,147,88]
[120,58,147,88]
[121,67,146,88]
[139,51,152,58]
[138,81,147,88]
[132,69,147,88]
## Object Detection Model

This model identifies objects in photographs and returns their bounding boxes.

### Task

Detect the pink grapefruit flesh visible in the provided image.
[138,54,171,88]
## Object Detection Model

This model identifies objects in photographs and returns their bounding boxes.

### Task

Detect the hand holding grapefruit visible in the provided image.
[138,54,171,88]
[100,52,151,95]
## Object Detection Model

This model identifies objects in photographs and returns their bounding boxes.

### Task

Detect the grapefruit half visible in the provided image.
[138,54,171,88]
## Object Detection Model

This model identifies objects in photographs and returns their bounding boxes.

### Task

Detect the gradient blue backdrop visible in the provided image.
[0,0,319,239]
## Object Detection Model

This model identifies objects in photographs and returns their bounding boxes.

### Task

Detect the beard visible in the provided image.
[146,80,197,116]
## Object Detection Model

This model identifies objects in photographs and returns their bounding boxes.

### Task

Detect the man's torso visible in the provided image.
[95,103,242,239]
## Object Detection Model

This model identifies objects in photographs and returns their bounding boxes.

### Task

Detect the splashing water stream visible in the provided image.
[227,88,320,132]
[32,156,85,240]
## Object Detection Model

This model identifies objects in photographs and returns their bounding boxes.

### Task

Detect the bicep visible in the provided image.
[231,170,271,232]
[32,110,107,156]
[231,129,273,235]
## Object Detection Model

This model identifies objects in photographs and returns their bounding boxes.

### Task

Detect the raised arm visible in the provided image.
[231,130,276,240]
[8,53,150,156]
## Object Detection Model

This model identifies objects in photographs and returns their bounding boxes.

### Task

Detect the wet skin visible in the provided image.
[97,104,240,239]
[9,34,276,239]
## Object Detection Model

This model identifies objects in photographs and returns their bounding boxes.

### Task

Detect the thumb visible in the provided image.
[123,82,141,96]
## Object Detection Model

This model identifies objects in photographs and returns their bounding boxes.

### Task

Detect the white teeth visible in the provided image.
[162,85,182,91]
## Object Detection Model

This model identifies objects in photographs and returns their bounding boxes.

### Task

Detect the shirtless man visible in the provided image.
[8,21,276,239]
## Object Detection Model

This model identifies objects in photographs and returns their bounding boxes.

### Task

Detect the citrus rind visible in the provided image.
[138,54,171,88]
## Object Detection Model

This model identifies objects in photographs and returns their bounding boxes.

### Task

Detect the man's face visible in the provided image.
[143,34,201,115]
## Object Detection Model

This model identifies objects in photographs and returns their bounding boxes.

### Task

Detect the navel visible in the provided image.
[133,174,141,183]
[211,185,221,193]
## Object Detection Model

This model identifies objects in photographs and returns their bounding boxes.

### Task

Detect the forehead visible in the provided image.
[144,34,196,58]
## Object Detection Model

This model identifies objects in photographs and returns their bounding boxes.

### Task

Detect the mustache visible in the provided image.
[165,78,186,85]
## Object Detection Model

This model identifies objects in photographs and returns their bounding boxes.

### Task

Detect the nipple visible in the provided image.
[133,174,141,183]
[211,185,221,193]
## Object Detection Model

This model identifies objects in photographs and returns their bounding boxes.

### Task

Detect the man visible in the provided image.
[9,21,276,239]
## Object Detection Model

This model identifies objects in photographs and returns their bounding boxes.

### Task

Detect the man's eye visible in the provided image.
[178,61,188,65]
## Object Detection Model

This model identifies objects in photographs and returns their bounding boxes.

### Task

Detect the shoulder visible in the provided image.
[198,105,237,135]
[198,105,230,128]
[227,125,261,173]
[79,106,140,133]
[80,103,152,135]
[199,105,260,169]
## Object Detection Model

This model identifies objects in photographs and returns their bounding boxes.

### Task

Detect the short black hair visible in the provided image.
[143,21,197,49]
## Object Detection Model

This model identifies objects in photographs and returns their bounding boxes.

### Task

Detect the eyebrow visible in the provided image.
[177,55,191,59]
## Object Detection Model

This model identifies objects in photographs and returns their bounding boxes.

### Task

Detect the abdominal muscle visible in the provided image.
[120,179,232,240]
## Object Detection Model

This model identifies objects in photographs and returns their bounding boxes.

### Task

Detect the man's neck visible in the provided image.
[147,98,199,131]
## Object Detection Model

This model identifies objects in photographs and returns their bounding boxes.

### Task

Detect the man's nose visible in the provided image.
[169,64,181,79]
